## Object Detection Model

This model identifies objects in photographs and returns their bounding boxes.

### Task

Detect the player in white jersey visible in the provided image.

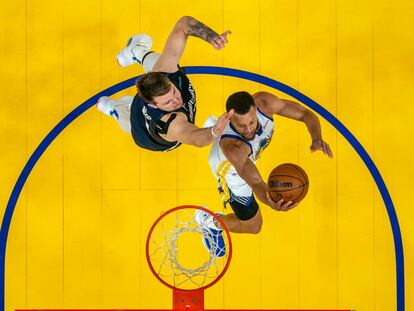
[195,91,332,256]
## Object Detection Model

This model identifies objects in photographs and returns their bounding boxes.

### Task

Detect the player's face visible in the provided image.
[230,106,258,140]
[152,83,183,112]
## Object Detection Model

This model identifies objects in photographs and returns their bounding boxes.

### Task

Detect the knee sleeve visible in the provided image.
[142,51,160,72]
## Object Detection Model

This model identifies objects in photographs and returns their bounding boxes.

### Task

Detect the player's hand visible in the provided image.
[210,30,232,50]
[265,191,298,212]
[310,138,333,158]
[212,109,234,137]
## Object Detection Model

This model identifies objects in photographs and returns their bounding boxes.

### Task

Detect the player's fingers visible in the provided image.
[267,192,280,209]
[266,191,272,202]
[325,145,332,158]
[327,145,334,158]
[283,201,298,211]
[275,198,284,207]
[219,120,228,131]
[216,35,226,44]
[218,111,228,119]
[215,122,225,133]
[222,32,231,43]
[219,34,229,44]
[226,109,234,119]
[218,40,226,49]
[281,204,291,211]
[288,202,299,210]
[213,40,221,49]
[214,37,225,49]
[322,142,329,155]
[218,30,231,43]
[322,142,332,158]
[210,40,220,50]
[218,113,231,126]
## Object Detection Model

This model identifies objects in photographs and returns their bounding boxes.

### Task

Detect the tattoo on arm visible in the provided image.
[187,18,218,42]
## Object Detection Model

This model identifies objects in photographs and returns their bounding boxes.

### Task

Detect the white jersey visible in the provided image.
[209,108,274,201]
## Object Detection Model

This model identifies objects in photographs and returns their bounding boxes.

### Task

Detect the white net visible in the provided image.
[147,207,231,290]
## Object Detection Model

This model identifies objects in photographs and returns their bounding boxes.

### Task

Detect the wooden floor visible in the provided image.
[1,0,413,310]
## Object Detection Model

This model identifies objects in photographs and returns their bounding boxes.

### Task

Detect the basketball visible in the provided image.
[267,163,309,203]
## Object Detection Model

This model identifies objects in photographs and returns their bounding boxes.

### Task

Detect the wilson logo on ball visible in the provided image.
[269,180,293,188]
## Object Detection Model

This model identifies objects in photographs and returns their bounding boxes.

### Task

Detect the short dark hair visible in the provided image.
[226,91,256,114]
[136,72,171,103]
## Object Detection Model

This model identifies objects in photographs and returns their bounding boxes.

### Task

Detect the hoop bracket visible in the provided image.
[173,289,204,311]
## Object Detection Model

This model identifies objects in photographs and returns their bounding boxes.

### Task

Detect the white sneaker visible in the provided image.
[96,96,119,120]
[117,34,153,67]
[194,209,226,258]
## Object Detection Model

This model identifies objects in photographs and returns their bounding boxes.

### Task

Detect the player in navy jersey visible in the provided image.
[97,16,233,151]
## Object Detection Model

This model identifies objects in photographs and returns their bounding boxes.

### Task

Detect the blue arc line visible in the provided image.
[0,66,404,311]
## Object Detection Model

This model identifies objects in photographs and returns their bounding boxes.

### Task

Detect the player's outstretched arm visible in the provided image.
[253,91,333,158]
[163,110,233,147]
[221,139,298,212]
[153,16,231,73]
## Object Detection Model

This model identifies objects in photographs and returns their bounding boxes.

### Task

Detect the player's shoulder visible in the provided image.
[219,136,251,158]
[157,66,186,76]
[252,91,279,102]
[252,91,282,116]
[160,111,187,123]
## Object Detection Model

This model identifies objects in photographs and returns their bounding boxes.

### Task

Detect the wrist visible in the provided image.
[211,126,218,138]
[252,181,267,197]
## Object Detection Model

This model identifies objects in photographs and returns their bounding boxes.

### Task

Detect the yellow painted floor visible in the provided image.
[1,0,413,311]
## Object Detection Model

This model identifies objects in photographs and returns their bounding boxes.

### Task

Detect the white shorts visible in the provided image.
[216,162,253,206]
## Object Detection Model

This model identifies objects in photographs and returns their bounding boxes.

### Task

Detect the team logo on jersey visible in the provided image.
[142,106,152,120]
[254,136,272,160]
[186,83,196,122]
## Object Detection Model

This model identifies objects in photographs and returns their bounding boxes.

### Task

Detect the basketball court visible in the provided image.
[1,0,413,311]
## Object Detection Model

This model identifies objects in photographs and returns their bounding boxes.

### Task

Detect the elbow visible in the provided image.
[301,110,317,123]
[179,16,193,22]
[193,140,210,148]
[254,91,273,100]
[176,16,194,33]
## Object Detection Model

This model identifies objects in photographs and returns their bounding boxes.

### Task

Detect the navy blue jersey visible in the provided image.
[130,68,196,151]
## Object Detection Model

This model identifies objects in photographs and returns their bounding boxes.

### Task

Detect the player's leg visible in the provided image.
[96,96,133,133]
[222,198,262,234]
[194,208,226,257]
[217,174,263,234]
[116,34,160,72]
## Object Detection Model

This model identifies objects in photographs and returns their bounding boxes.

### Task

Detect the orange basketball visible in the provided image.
[267,163,309,203]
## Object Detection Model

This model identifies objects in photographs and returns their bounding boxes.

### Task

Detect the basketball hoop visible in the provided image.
[146,205,232,311]
[17,205,354,311]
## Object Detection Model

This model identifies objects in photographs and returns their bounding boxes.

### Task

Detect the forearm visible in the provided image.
[302,110,323,141]
[179,126,215,147]
[237,160,268,203]
[180,16,219,43]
